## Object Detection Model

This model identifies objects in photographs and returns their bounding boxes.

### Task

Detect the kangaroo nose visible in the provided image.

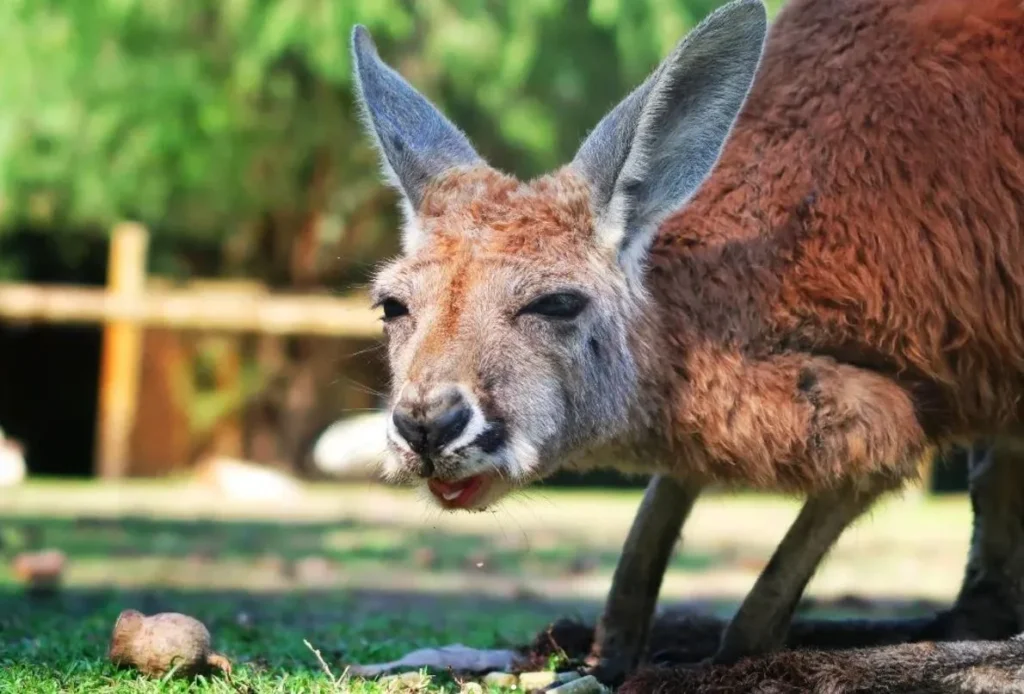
[392,386,472,459]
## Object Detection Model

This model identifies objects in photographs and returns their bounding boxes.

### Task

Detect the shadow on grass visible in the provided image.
[0,513,726,578]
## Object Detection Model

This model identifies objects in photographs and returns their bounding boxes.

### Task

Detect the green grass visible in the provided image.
[0,480,972,692]
[0,587,554,693]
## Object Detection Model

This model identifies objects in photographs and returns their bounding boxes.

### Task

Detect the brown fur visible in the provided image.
[633,0,1024,492]
[401,169,601,380]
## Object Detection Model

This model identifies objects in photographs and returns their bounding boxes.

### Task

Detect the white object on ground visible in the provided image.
[0,427,26,487]
[347,643,526,677]
[311,411,389,479]
[196,456,304,502]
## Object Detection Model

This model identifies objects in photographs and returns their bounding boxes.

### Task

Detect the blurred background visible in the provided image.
[0,0,977,685]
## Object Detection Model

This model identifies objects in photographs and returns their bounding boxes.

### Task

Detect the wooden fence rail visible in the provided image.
[0,283,381,337]
[0,222,382,480]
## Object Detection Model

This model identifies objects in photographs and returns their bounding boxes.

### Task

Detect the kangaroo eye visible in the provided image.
[377,297,409,322]
[519,292,589,320]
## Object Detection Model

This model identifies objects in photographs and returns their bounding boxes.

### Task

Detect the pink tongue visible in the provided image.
[429,476,488,507]
[430,477,473,495]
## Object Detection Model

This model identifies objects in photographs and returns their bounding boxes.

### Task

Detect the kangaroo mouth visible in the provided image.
[426,474,491,509]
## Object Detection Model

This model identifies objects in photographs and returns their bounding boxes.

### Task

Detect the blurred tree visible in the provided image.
[0,0,785,284]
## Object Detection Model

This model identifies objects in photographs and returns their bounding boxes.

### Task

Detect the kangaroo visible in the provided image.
[350,0,1024,676]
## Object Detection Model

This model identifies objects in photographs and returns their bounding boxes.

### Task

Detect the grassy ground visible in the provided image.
[0,480,972,692]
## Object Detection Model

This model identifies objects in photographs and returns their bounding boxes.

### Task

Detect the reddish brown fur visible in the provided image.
[391,168,626,485]
[632,0,1024,491]
[413,168,599,358]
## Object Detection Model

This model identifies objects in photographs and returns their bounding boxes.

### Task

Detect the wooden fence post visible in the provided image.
[94,222,148,479]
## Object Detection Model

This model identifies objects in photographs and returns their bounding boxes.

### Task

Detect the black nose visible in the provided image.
[392,388,472,459]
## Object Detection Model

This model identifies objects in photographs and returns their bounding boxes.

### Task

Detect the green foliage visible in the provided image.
[0,0,786,281]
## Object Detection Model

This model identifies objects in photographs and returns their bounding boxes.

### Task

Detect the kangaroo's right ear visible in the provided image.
[351,26,484,253]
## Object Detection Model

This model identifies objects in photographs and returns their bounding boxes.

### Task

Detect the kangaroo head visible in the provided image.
[351,0,767,511]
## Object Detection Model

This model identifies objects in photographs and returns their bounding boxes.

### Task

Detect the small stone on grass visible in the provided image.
[107,609,232,679]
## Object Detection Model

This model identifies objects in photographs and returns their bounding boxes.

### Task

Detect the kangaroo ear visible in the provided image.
[351,26,484,253]
[571,0,767,281]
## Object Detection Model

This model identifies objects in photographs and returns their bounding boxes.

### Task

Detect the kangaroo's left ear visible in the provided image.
[351,26,486,253]
[570,0,768,281]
